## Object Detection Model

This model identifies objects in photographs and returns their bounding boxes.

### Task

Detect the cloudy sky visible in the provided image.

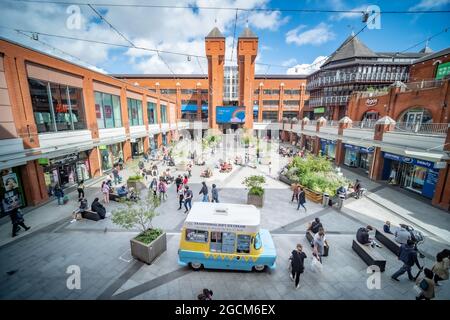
[0,0,449,75]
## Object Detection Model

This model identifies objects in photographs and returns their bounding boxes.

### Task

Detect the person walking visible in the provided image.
[211,184,219,203]
[177,186,184,210]
[54,185,64,205]
[187,162,192,178]
[77,180,85,200]
[313,228,328,263]
[391,240,423,282]
[199,182,209,202]
[291,184,300,202]
[112,166,120,185]
[431,252,449,286]
[297,187,307,211]
[149,177,158,196]
[290,244,307,289]
[183,174,189,186]
[9,208,30,237]
[354,179,362,199]
[415,268,435,300]
[175,175,183,192]
[101,181,110,204]
[268,162,272,175]
[158,178,168,201]
[184,185,193,213]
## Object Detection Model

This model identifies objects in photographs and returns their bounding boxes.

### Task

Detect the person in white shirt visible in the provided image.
[395,227,411,244]
[313,228,328,263]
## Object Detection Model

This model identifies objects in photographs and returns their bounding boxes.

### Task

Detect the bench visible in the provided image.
[375,229,401,256]
[305,230,329,257]
[81,210,101,221]
[352,240,386,272]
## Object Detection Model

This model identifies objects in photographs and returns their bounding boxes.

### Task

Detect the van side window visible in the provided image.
[210,231,222,252]
[221,232,236,253]
[254,232,262,250]
[185,229,208,243]
[237,234,251,254]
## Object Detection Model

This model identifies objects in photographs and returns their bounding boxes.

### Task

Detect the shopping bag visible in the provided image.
[310,255,323,273]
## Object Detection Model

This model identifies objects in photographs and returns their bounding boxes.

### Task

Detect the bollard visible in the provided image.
[322,193,329,207]
[337,195,345,211]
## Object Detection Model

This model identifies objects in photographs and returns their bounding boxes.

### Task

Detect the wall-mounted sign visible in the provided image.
[216,106,245,123]
[314,107,325,114]
[38,158,49,165]
[383,152,434,169]
[365,98,378,107]
[434,161,447,169]
[344,144,374,153]
[436,62,450,80]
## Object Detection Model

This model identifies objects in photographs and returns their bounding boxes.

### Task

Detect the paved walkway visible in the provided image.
[0,140,449,300]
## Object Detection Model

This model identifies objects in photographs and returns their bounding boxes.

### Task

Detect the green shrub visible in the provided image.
[243,175,265,196]
[135,228,163,245]
[127,175,143,182]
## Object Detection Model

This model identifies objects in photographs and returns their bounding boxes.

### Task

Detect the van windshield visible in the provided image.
[254,232,262,250]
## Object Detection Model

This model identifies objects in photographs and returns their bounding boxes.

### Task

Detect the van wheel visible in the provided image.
[254,265,266,272]
[190,262,202,270]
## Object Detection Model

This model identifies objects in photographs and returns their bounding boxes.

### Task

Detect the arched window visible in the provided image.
[398,107,433,125]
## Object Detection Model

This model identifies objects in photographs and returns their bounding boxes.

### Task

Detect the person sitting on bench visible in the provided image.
[383,221,394,234]
[336,185,347,196]
[117,185,128,198]
[91,197,106,219]
[357,225,381,248]
[308,218,323,234]
[395,226,411,245]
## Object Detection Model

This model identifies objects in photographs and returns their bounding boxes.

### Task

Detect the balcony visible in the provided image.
[306,72,409,90]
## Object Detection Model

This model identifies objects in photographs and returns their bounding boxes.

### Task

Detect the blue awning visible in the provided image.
[181,104,197,112]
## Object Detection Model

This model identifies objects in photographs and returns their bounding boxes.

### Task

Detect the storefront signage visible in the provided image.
[314,107,325,114]
[344,144,374,153]
[320,139,336,145]
[434,161,447,169]
[49,154,78,166]
[99,145,107,150]
[38,158,49,165]
[383,152,434,169]
[436,62,450,80]
[365,98,378,107]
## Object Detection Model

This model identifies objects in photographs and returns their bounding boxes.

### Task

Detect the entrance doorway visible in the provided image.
[397,162,427,194]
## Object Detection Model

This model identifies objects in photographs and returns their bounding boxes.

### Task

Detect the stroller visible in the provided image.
[399,223,425,259]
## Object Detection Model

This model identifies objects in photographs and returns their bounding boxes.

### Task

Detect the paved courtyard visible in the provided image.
[0,140,449,300]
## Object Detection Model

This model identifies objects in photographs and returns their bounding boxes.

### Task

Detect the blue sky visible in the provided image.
[0,0,449,75]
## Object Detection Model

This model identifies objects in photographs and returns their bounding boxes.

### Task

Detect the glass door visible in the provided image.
[405,112,423,131]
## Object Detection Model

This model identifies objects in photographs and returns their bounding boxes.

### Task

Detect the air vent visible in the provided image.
[214,207,228,215]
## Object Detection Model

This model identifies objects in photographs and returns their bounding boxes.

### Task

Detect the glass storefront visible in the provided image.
[0,167,26,217]
[131,138,144,158]
[343,144,374,172]
[95,91,122,129]
[99,143,123,171]
[382,152,438,199]
[41,152,91,194]
[320,139,336,159]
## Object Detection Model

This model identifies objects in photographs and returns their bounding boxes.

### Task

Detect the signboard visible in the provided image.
[99,145,107,150]
[365,98,378,107]
[314,107,325,114]
[216,106,245,124]
[38,158,49,165]
[184,221,259,233]
[320,139,336,145]
[383,152,434,169]
[436,62,450,80]
[422,169,439,199]
[434,162,447,169]
[344,144,374,153]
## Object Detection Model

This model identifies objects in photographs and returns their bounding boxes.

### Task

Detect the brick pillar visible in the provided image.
[88,147,102,177]
[369,116,396,180]
[20,161,48,206]
[123,140,132,163]
[432,124,450,210]
[258,84,263,122]
[157,133,162,147]
[143,136,150,154]
[196,86,202,121]
[335,116,352,166]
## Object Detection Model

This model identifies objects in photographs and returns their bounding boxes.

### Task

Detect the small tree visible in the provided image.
[112,189,162,244]
[242,175,266,196]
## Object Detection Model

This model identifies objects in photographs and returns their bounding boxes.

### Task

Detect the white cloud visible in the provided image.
[282,58,297,67]
[1,0,289,74]
[330,5,368,21]
[286,56,328,75]
[286,23,335,46]
[410,0,450,10]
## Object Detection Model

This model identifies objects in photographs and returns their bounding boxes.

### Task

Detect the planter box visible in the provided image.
[278,174,292,185]
[280,175,324,203]
[130,232,167,265]
[127,180,146,191]
[247,193,264,207]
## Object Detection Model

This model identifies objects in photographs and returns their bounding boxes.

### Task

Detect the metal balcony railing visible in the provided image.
[393,122,448,136]
[351,120,377,130]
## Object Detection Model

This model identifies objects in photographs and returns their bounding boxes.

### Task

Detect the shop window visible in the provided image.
[95,91,122,129]
[127,98,144,126]
[147,102,157,124]
[185,229,208,243]
[262,111,278,121]
[29,78,86,133]
[160,105,168,123]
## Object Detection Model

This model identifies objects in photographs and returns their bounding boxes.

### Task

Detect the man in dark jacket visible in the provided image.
[290,244,307,289]
[356,225,381,247]
[308,218,323,234]
[175,175,183,192]
[391,240,422,281]
[91,197,106,219]
[199,182,209,202]
[9,208,30,237]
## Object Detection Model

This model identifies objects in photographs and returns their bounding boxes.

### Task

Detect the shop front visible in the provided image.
[99,143,124,172]
[162,133,168,146]
[304,135,315,153]
[131,137,144,158]
[320,139,336,159]
[382,152,439,199]
[343,144,374,172]
[0,167,27,217]
[41,151,91,194]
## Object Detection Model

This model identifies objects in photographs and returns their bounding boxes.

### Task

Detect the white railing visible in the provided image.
[394,122,448,136]
[326,120,339,127]
[405,79,444,91]
[350,120,377,130]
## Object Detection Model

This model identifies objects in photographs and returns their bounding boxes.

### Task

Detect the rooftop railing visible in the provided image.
[393,122,448,136]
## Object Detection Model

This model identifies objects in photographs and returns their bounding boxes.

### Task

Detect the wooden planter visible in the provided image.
[127,180,146,191]
[247,193,264,207]
[290,182,323,204]
[130,232,167,265]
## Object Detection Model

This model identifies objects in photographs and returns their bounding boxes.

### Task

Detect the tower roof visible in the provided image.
[419,45,433,54]
[239,27,258,38]
[206,27,224,38]
[323,34,377,66]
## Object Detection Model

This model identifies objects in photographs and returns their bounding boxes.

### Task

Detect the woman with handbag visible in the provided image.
[415,268,435,300]
[9,208,30,237]
[290,244,307,289]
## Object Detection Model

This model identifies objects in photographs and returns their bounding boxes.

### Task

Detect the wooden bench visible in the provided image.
[352,240,386,272]
[375,229,401,256]
[109,192,121,201]
[81,210,101,221]
[305,230,329,256]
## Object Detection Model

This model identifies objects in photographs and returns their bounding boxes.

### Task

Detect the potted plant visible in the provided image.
[243,175,266,207]
[112,190,166,264]
[127,174,146,191]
